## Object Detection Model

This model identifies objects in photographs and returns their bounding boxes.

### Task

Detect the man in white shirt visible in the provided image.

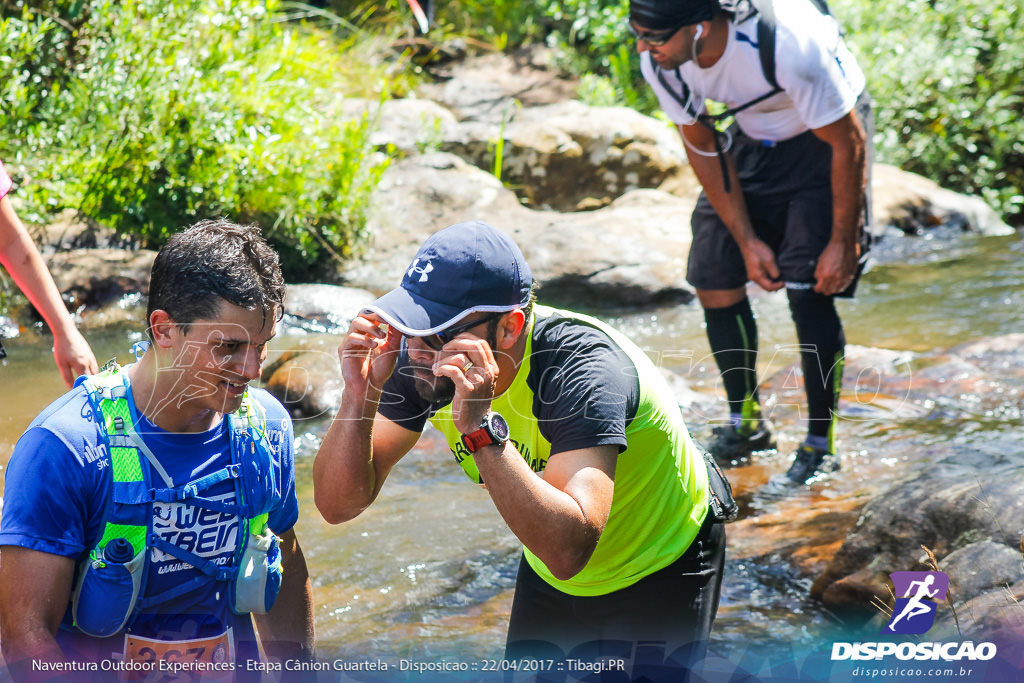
[630,0,872,492]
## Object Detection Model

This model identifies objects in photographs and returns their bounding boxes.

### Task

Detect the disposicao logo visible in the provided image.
[831,569,997,663]
[885,571,948,635]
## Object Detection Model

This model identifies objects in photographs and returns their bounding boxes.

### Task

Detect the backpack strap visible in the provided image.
[751,0,833,91]
[753,0,781,91]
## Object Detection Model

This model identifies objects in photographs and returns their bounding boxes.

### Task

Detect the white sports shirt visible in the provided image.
[640,0,866,142]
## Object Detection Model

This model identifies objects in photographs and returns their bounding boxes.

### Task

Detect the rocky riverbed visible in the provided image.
[4,44,1023,677]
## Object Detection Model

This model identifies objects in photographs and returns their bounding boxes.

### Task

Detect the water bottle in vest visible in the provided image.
[72,537,146,637]
[104,538,134,564]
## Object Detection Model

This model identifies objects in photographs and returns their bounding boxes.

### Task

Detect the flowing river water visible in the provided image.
[1,230,1022,677]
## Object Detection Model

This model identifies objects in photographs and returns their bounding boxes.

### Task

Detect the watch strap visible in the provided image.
[461,427,494,453]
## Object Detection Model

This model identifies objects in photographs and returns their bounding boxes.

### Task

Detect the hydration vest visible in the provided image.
[428,305,710,596]
[68,361,283,637]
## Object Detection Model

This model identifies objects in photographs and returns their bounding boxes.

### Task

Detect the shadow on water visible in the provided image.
[1,231,1022,667]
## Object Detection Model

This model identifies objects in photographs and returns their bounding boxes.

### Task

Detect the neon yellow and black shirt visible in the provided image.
[379,305,709,597]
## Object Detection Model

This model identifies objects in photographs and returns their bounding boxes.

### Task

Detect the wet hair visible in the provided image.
[146,218,286,339]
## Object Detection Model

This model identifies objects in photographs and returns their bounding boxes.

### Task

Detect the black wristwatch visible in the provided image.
[461,411,510,453]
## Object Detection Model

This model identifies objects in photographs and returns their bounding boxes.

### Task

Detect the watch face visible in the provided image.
[488,413,510,440]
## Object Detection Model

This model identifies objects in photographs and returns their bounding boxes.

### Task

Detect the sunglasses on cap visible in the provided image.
[414,312,507,351]
[627,20,688,47]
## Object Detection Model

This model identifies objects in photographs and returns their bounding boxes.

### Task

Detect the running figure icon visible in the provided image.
[884,571,949,635]
[888,575,938,631]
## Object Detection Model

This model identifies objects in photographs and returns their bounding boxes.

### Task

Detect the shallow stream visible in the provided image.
[2,231,1022,675]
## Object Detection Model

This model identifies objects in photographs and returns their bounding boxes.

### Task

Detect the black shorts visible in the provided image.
[687,93,874,296]
[504,512,725,680]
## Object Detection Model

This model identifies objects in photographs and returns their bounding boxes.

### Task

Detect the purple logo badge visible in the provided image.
[884,571,949,635]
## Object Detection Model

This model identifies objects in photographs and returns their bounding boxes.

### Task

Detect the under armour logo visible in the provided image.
[408,259,434,282]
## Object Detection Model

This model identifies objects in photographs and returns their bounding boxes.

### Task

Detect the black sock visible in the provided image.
[704,298,762,434]
[787,288,845,450]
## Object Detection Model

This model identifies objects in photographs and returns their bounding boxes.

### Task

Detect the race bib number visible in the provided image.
[123,629,234,682]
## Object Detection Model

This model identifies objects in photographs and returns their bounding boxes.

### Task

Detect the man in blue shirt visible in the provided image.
[0,219,314,681]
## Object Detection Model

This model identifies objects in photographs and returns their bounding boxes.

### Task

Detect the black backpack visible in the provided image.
[750,0,833,94]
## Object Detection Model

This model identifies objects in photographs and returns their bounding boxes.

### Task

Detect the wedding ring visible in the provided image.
[463,360,474,372]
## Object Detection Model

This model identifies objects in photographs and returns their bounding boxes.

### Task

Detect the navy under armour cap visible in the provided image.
[364,221,533,336]
[630,0,720,30]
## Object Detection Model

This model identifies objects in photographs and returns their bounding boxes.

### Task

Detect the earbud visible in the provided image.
[694,24,704,41]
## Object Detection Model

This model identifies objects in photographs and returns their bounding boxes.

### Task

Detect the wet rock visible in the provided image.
[263,341,344,420]
[811,456,1024,624]
[343,152,695,308]
[942,540,1023,604]
[284,284,377,334]
[929,578,1024,646]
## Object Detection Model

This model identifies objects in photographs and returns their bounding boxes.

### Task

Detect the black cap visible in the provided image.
[630,0,721,30]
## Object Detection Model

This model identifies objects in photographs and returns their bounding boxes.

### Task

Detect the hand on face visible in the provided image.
[339,313,402,397]
[430,333,500,434]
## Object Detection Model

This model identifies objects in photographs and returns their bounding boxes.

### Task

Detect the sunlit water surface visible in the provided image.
[2,232,1022,673]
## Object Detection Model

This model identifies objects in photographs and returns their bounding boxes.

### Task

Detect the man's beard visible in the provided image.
[405,326,498,405]
[409,363,456,404]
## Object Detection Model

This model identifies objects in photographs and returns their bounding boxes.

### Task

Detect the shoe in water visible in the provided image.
[704,422,777,464]
[761,442,840,496]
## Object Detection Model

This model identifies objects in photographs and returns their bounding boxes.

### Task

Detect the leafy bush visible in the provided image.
[838,0,1023,225]
[0,0,393,280]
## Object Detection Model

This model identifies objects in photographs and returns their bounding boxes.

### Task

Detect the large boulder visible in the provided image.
[810,451,1024,625]
[443,101,699,211]
[342,152,525,294]
[341,152,696,308]
[871,163,1014,238]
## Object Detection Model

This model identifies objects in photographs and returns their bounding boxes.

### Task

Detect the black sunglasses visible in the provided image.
[627,21,688,47]
[415,313,506,351]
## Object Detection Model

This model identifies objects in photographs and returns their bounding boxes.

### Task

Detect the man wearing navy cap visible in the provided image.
[629,0,872,492]
[314,221,727,677]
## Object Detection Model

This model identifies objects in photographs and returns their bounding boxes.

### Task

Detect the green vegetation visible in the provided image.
[844,0,1023,225]
[0,0,1020,292]
[0,0,404,280]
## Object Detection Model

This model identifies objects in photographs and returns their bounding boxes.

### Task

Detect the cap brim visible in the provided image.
[362,286,473,336]
[363,286,525,337]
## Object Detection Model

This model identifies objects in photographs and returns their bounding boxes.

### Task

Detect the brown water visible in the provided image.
[2,231,1023,670]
